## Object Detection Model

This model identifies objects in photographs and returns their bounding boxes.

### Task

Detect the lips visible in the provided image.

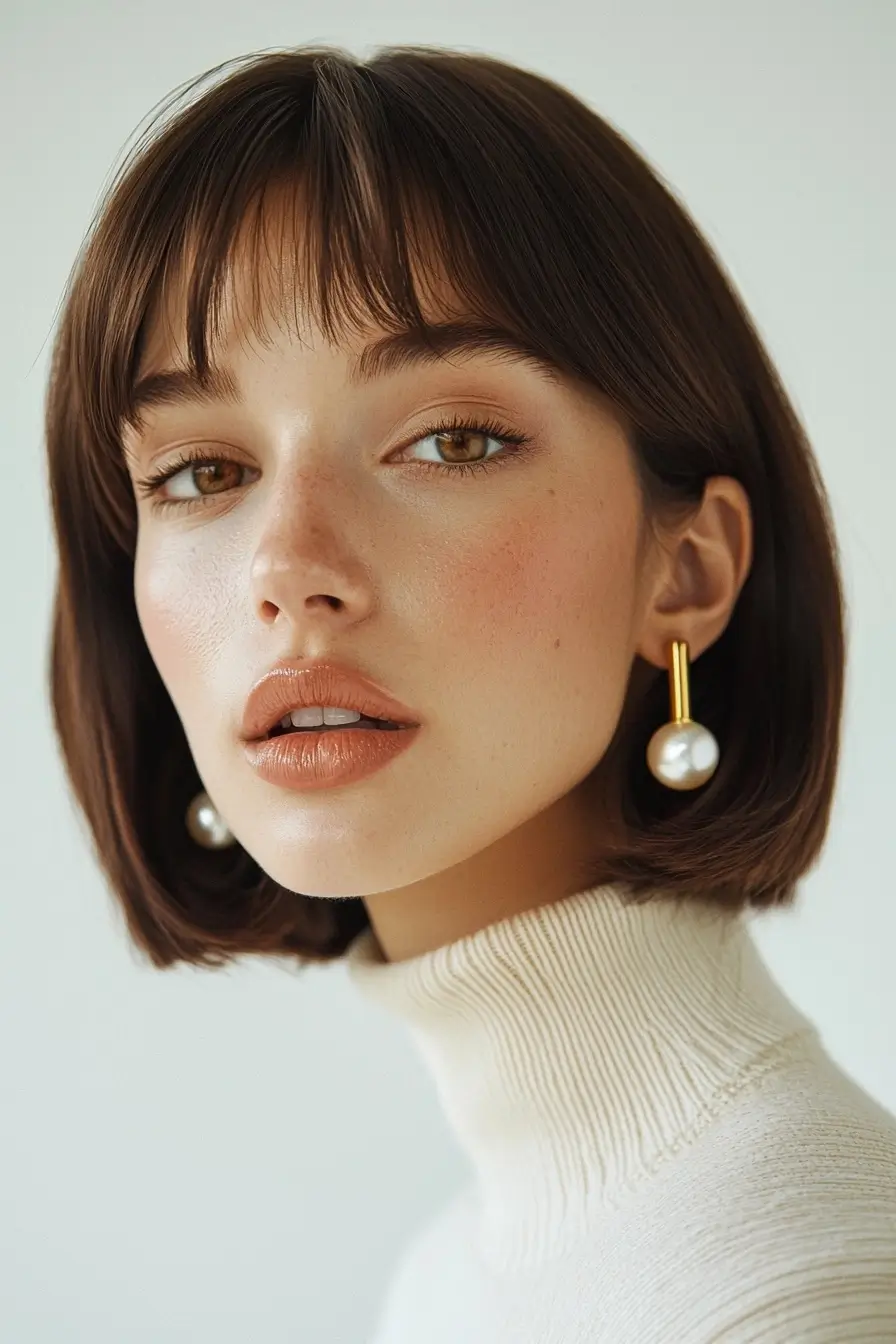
[267,713,400,736]
[240,660,421,744]
[244,715,421,791]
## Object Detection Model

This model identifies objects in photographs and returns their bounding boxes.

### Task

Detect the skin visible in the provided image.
[124,247,753,965]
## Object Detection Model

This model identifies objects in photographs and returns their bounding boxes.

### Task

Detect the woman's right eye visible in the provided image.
[165,459,247,498]
[134,453,257,508]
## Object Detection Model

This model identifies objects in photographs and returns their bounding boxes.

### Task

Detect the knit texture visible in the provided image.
[345,883,896,1343]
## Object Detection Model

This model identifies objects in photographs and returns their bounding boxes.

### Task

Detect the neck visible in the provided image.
[346,882,818,1270]
[361,785,609,962]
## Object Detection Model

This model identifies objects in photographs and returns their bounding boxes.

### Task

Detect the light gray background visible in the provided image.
[2,2,894,1341]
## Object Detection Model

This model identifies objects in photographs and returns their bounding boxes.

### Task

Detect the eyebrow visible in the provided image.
[124,320,565,430]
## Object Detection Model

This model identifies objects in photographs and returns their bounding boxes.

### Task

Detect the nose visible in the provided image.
[247,465,375,632]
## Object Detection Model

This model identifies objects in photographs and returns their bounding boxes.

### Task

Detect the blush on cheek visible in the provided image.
[430,491,641,730]
[443,500,637,639]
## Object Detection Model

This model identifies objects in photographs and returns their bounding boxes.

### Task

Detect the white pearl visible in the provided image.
[646,719,719,790]
[186,791,236,848]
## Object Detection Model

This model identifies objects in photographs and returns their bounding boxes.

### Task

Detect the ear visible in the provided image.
[635,476,754,669]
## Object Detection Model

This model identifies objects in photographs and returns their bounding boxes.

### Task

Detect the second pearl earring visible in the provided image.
[646,640,719,790]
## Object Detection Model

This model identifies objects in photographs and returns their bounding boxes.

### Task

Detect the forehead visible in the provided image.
[127,231,570,436]
[124,186,613,447]
[139,282,566,380]
[138,251,363,376]
[137,188,470,373]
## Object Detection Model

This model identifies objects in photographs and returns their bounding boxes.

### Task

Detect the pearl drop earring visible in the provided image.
[646,639,719,790]
[185,790,237,848]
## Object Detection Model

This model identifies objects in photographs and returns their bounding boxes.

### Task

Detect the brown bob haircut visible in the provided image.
[46,44,845,969]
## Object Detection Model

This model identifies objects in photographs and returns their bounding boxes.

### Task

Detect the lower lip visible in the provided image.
[244,725,421,791]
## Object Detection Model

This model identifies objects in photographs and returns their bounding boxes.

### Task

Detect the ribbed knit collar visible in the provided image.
[344,883,817,1271]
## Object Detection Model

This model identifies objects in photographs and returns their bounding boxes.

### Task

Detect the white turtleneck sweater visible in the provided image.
[345,884,896,1343]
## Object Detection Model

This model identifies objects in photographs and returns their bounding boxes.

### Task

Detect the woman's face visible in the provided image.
[125,261,664,952]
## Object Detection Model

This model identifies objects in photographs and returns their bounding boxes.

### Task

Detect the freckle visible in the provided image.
[554,638,561,649]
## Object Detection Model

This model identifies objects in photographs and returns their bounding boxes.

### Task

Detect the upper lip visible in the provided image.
[240,659,421,742]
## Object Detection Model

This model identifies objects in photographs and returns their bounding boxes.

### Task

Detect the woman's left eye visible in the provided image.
[133,415,533,510]
[394,416,531,477]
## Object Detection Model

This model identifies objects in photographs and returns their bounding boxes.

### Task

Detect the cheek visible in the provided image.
[429,487,641,704]
[133,533,231,702]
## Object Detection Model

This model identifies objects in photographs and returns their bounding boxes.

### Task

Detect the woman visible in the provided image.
[45,43,896,1343]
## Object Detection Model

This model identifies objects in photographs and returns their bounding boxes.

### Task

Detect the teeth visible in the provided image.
[278,706,364,730]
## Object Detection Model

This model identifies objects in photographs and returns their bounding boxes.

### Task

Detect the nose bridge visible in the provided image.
[247,445,367,615]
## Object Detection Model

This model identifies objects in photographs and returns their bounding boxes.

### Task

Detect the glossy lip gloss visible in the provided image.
[244,723,421,791]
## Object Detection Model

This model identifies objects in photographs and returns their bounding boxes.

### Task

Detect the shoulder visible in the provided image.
[700,1219,896,1343]
[654,1043,896,1340]
[692,1037,896,1208]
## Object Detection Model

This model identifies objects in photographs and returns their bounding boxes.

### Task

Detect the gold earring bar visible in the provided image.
[670,640,690,723]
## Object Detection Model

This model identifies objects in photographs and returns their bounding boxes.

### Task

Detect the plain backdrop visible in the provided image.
[2,2,894,1341]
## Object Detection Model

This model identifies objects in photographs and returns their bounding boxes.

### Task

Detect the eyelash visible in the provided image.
[132,414,533,512]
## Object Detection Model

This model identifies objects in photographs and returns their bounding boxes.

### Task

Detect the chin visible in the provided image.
[237,830,418,901]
